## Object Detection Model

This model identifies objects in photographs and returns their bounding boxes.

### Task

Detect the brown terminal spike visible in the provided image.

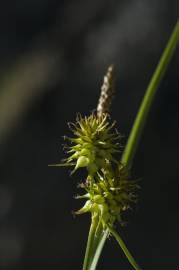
[97,65,116,118]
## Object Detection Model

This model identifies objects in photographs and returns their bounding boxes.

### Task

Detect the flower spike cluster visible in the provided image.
[60,112,138,228]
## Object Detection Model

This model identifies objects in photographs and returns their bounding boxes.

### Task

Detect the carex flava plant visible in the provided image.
[50,21,179,270]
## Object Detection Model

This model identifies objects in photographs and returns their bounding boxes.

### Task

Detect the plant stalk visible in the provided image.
[82,214,99,270]
[121,20,179,169]
[89,228,108,270]
[107,225,141,270]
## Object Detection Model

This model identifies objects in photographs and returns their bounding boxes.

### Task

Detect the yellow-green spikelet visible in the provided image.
[64,113,121,175]
[76,166,138,228]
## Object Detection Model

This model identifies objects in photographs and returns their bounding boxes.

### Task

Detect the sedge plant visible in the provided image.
[51,20,179,270]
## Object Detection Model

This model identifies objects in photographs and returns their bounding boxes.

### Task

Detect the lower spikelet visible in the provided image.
[76,166,138,228]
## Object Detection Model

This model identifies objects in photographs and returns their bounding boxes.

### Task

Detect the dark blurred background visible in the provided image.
[0,1,178,269]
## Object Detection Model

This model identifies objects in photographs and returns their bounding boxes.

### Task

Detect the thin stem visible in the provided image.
[121,20,179,169]
[84,219,107,270]
[88,20,179,270]
[107,225,141,270]
[89,229,109,270]
[90,221,103,255]
[82,215,99,270]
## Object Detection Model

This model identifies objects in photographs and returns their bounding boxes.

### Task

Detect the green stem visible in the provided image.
[88,20,179,270]
[82,214,99,270]
[121,20,179,169]
[107,225,141,270]
[90,221,103,256]
[83,219,107,270]
[89,229,108,270]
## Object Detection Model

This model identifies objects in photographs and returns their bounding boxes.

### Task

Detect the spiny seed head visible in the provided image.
[75,166,138,228]
[64,113,121,175]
